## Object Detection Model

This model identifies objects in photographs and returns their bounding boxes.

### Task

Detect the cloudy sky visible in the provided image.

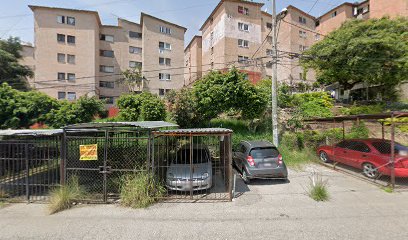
[0,0,349,46]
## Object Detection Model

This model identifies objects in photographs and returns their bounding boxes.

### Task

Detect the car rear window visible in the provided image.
[249,147,279,158]
[372,142,408,155]
[175,149,210,164]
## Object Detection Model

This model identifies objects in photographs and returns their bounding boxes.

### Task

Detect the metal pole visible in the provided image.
[390,113,395,189]
[271,0,279,147]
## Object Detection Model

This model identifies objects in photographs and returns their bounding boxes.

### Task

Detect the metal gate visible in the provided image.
[64,129,151,203]
[0,141,60,202]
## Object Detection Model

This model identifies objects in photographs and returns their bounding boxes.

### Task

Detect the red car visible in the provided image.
[317,139,408,179]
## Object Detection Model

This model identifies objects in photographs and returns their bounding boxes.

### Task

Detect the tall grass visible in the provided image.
[0,189,8,199]
[120,171,165,208]
[48,176,85,214]
[307,172,329,201]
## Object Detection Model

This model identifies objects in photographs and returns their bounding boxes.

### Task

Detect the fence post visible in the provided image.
[103,130,109,203]
[25,143,29,203]
[390,113,396,189]
[61,130,66,186]
[227,133,233,201]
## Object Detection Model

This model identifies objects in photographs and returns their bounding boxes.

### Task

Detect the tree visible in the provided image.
[118,67,146,92]
[117,92,166,121]
[302,17,408,99]
[192,68,267,122]
[172,88,203,128]
[0,37,33,91]
[45,96,105,128]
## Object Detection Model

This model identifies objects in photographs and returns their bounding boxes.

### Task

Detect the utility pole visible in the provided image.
[271,0,279,147]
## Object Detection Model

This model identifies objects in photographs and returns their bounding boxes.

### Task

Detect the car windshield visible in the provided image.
[174,149,210,164]
[372,141,408,155]
[249,147,279,158]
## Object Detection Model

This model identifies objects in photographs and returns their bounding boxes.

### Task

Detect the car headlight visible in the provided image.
[202,172,209,179]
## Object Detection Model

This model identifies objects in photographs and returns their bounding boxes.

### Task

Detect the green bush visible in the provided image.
[308,172,329,202]
[117,92,166,121]
[347,104,384,115]
[347,121,369,139]
[120,171,165,208]
[172,88,203,128]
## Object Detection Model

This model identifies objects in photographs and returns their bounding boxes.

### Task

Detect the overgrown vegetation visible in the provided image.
[119,171,165,208]
[307,172,329,201]
[48,177,85,214]
[117,92,166,121]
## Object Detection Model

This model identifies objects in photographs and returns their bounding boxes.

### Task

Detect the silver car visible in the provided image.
[166,144,212,191]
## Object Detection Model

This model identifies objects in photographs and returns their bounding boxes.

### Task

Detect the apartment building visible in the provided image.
[185,0,317,86]
[22,6,186,106]
[184,36,202,86]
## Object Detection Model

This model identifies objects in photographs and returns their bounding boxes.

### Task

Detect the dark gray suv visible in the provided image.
[233,141,288,183]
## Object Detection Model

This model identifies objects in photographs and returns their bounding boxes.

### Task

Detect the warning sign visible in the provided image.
[79,144,98,161]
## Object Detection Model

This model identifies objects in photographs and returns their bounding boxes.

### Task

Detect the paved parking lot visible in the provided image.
[1,164,408,240]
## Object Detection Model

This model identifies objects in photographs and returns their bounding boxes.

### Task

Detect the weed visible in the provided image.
[307,171,329,201]
[382,186,394,193]
[48,176,85,214]
[120,171,165,208]
[0,189,8,198]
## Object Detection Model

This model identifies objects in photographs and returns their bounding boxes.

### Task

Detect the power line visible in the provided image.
[307,0,320,14]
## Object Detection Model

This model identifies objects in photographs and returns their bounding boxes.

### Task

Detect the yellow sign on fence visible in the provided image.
[79,144,98,161]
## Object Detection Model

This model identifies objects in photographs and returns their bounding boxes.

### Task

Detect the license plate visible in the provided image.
[263,163,272,167]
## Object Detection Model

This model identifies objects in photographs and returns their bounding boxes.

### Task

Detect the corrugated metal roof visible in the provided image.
[0,129,63,136]
[154,128,233,135]
[64,121,178,129]
[305,112,408,122]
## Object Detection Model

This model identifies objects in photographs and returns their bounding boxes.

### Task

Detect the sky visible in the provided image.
[0,0,350,46]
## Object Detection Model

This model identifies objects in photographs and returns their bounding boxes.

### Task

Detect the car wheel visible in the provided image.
[319,151,330,163]
[362,162,379,179]
[242,169,250,184]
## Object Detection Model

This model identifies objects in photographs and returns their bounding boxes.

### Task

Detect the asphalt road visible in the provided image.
[1,164,408,240]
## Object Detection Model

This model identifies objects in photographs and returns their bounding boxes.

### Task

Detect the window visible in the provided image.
[159,73,171,81]
[129,31,142,39]
[57,16,65,24]
[159,26,171,35]
[100,65,114,73]
[348,141,370,153]
[238,56,249,63]
[315,34,321,41]
[58,92,66,100]
[57,34,65,43]
[99,81,115,88]
[159,42,171,50]
[159,57,171,66]
[100,50,114,58]
[57,53,65,63]
[267,36,272,43]
[100,96,114,104]
[67,92,76,100]
[298,16,307,24]
[159,89,165,96]
[67,73,75,81]
[336,141,351,148]
[299,45,308,52]
[372,142,408,155]
[129,46,142,54]
[129,61,142,68]
[299,30,307,38]
[57,72,65,80]
[100,34,114,42]
[238,39,249,48]
[67,16,75,25]
[67,54,75,64]
[266,22,272,29]
[266,61,272,68]
[238,22,249,31]
[331,11,337,18]
[238,6,249,15]
[266,49,273,56]
[67,35,75,44]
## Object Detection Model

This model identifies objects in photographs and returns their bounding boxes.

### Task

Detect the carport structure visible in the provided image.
[152,128,233,201]
[62,121,178,203]
[305,112,408,190]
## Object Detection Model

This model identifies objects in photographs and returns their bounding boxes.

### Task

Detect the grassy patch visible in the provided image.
[382,186,394,193]
[120,171,165,209]
[307,172,329,201]
[48,176,85,214]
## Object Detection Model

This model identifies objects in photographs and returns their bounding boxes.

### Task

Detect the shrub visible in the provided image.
[348,104,384,115]
[172,88,203,128]
[347,121,369,139]
[307,172,329,201]
[117,92,166,121]
[120,171,165,208]
[48,176,85,214]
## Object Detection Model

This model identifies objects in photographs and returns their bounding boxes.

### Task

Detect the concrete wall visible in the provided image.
[184,36,202,86]
[370,0,408,19]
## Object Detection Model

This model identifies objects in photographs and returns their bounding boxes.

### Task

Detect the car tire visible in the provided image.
[242,168,250,184]
[319,151,330,163]
[362,162,379,179]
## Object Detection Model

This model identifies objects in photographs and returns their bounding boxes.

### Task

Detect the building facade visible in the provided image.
[184,0,318,87]
[22,6,186,106]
